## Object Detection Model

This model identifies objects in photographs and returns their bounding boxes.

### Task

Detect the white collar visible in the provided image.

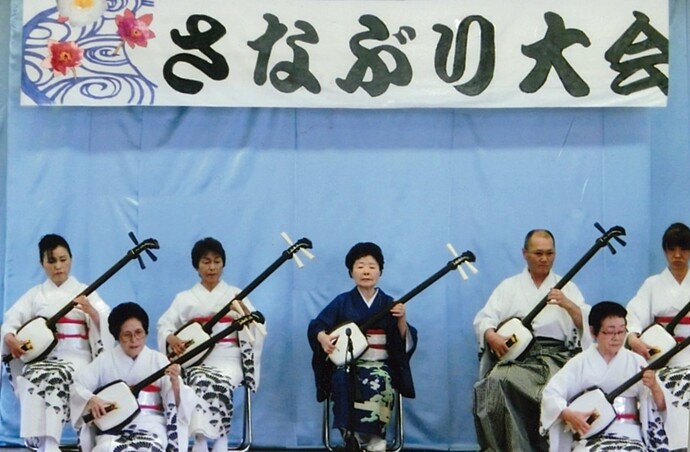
[357,287,379,307]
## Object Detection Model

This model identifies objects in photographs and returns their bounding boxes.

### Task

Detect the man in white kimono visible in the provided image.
[541,301,668,451]
[71,302,196,452]
[157,237,265,452]
[1,234,113,452]
[473,229,590,451]
[626,222,690,451]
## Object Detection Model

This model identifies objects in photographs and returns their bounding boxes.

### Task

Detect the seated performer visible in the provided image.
[473,229,590,451]
[307,242,417,452]
[157,237,265,452]
[626,222,690,451]
[541,301,668,451]
[71,302,196,452]
[1,234,112,452]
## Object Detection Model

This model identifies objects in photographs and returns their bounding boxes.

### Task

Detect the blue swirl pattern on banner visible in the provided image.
[21,0,156,105]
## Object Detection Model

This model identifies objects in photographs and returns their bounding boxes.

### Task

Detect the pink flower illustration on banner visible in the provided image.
[42,40,83,77]
[113,9,155,55]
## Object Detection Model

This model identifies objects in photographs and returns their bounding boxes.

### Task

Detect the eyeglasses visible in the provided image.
[120,329,146,341]
[599,329,627,338]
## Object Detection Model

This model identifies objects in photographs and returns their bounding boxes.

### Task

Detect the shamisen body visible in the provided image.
[541,301,669,452]
[73,302,264,444]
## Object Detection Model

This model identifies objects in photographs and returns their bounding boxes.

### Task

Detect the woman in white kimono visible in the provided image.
[541,301,669,452]
[157,237,265,452]
[71,302,196,452]
[1,234,113,452]
[626,222,690,450]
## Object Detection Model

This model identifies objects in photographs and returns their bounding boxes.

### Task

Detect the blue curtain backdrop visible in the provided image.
[1,1,689,450]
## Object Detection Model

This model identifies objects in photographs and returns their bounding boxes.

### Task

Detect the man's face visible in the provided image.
[522,233,555,280]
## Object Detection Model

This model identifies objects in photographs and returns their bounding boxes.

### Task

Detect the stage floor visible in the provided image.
[0,449,481,451]
[0,445,345,451]
[0,445,481,451]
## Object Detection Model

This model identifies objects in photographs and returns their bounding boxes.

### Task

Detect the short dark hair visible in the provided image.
[108,302,149,340]
[589,301,627,335]
[662,222,690,251]
[345,242,384,276]
[191,237,226,269]
[38,234,71,262]
[523,229,555,250]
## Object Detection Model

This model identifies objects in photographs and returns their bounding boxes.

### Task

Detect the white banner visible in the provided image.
[21,0,669,108]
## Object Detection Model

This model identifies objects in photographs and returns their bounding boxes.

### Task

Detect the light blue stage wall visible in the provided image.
[1,1,689,450]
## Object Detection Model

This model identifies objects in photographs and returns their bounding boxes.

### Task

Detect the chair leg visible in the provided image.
[322,396,336,452]
[228,385,252,452]
[386,392,404,452]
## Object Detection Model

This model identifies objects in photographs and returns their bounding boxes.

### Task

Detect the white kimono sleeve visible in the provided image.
[156,294,187,353]
[84,290,114,357]
[540,356,580,452]
[0,286,41,356]
[235,298,266,390]
[70,353,107,451]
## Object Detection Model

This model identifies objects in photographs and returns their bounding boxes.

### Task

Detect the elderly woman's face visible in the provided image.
[350,255,381,291]
[198,251,224,290]
[594,316,627,357]
[119,318,147,359]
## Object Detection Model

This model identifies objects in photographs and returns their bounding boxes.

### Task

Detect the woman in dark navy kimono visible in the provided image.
[308,242,417,452]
